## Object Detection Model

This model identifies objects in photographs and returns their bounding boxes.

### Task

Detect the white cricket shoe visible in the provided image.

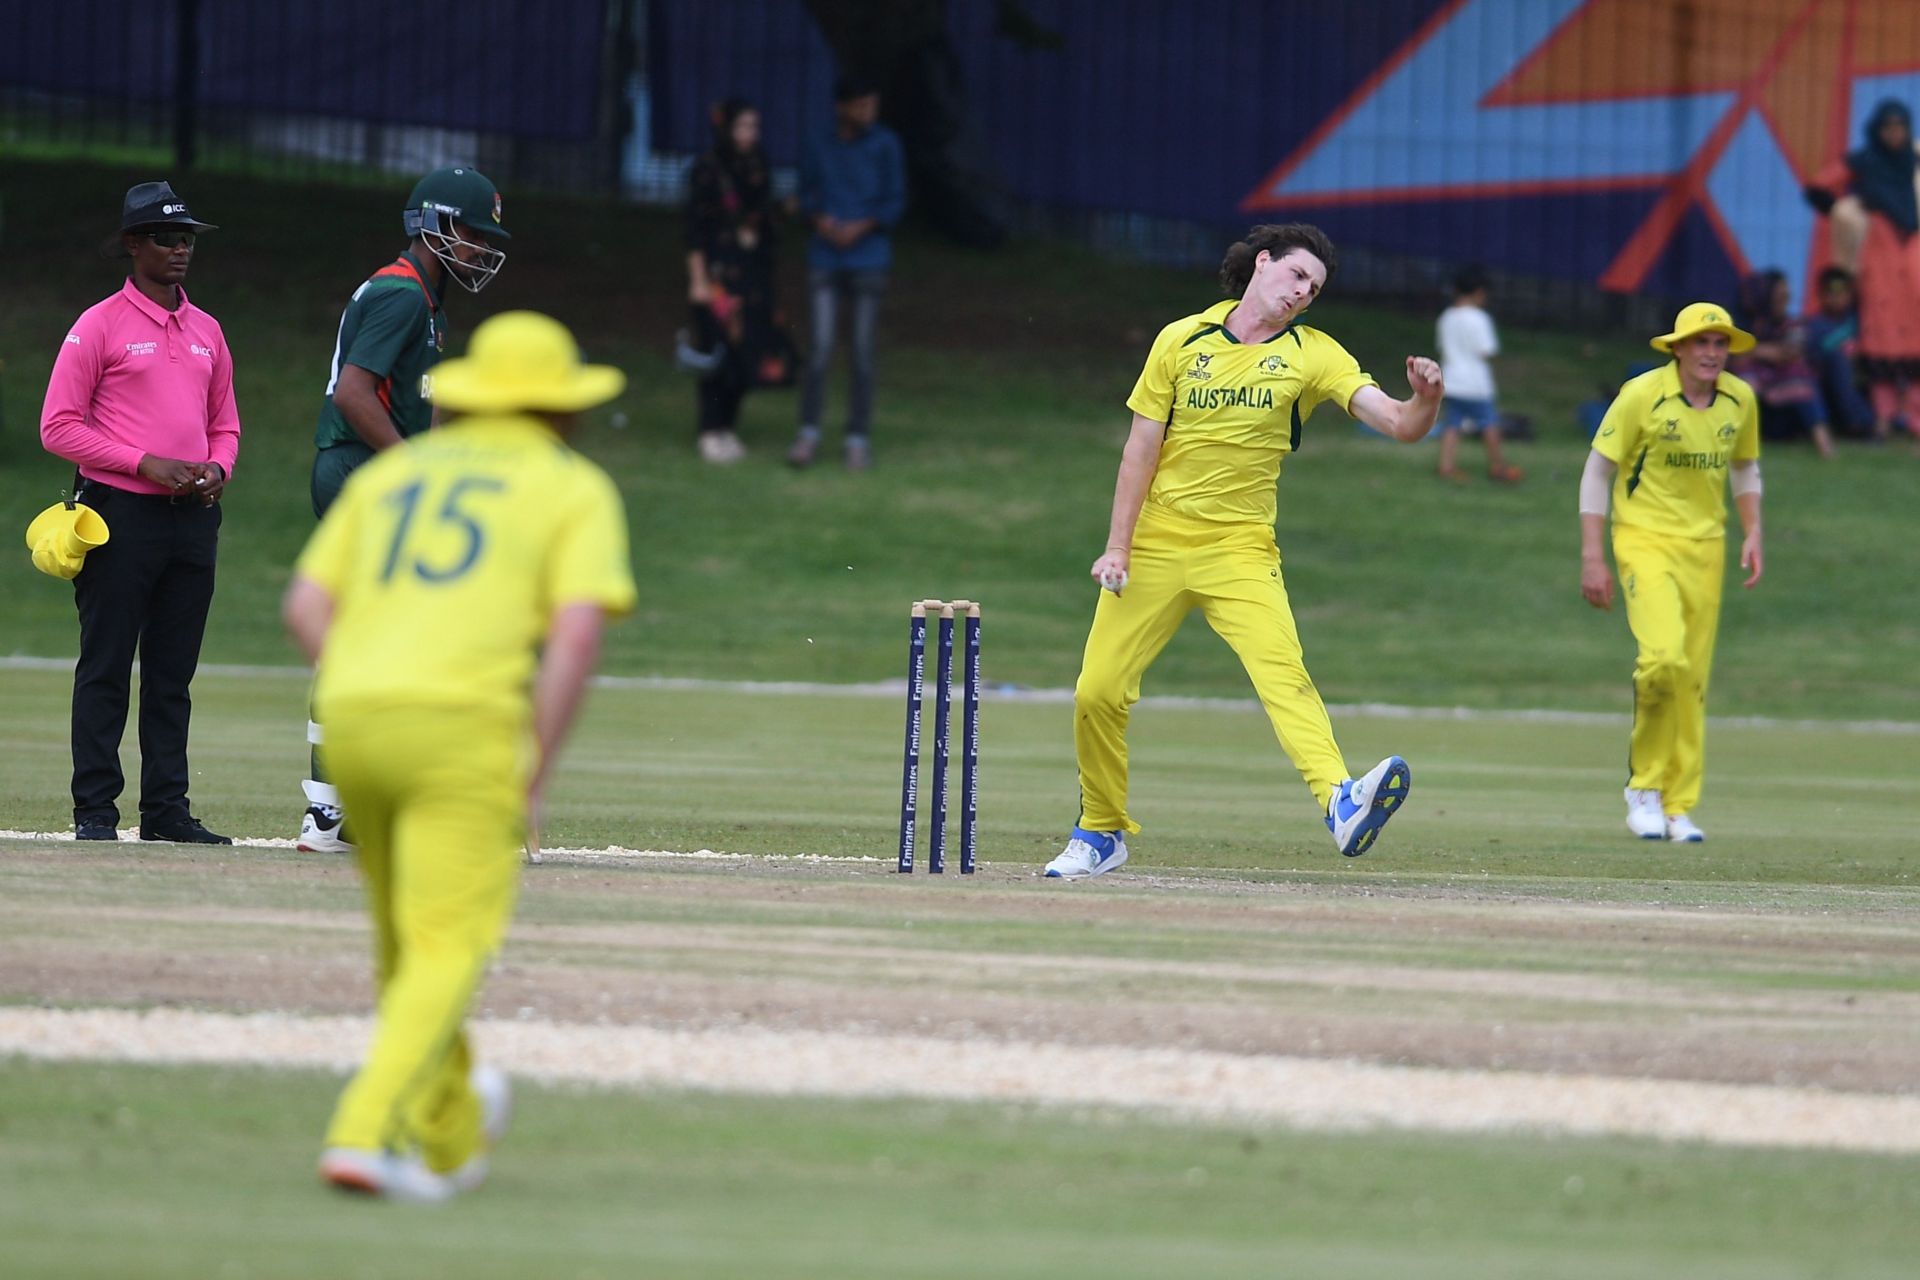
[320,1066,511,1201]
[297,803,353,854]
[1044,828,1128,879]
[1326,755,1412,857]
[1666,813,1705,843]
[1624,788,1666,840]
[318,1147,456,1203]
[447,1064,514,1194]
[698,430,746,464]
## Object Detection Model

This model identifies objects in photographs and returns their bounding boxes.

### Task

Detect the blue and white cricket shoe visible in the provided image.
[1044,827,1129,879]
[1624,788,1667,840]
[1326,755,1412,857]
[1665,813,1705,843]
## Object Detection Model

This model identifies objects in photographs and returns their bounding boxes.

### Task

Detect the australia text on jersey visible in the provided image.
[1183,385,1277,411]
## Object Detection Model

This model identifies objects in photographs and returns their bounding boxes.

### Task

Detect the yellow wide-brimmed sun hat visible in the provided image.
[25,500,110,580]
[426,310,625,414]
[1650,301,1755,355]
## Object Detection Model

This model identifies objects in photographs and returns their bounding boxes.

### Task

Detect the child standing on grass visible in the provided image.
[1435,266,1523,483]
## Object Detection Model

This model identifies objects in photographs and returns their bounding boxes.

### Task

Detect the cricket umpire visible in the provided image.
[284,310,634,1201]
[298,165,510,854]
[38,182,240,844]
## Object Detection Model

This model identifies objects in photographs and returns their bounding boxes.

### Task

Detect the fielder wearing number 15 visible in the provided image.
[1579,303,1764,844]
[283,311,635,1202]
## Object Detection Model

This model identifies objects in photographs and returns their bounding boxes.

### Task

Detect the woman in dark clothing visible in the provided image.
[1732,269,1837,458]
[685,98,788,463]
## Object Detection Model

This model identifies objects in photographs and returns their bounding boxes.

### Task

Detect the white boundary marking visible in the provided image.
[0,829,882,864]
[3,654,1915,735]
[4,1006,1917,1154]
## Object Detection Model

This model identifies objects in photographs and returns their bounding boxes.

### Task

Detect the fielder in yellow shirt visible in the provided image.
[1046,223,1443,879]
[1579,303,1764,843]
[283,311,636,1201]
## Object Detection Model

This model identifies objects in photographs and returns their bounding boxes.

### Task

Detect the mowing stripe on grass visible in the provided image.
[5,1006,1918,1155]
[4,655,1916,734]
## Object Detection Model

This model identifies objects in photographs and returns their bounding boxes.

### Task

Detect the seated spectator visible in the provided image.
[1803,265,1879,438]
[1733,270,1837,458]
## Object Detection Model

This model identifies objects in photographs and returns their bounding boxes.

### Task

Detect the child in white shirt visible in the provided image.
[1436,267,1523,483]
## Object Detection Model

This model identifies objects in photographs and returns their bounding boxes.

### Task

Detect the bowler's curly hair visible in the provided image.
[1219,224,1338,296]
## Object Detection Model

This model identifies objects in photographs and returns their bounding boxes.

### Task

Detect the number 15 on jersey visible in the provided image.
[380,474,507,585]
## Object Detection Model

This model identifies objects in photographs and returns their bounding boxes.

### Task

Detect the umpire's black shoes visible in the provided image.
[139,817,233,845]
[74,819,119,841]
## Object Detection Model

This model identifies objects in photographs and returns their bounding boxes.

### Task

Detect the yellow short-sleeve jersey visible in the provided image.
[1126,300,1378,525]
[1592,363,1760,540]
[297,414,637,718]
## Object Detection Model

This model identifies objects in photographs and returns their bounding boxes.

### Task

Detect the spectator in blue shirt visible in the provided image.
[786,75,906,471]
[1804,265,1878,438]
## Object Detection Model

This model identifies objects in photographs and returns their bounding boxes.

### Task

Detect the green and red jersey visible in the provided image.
[313,250,447,451]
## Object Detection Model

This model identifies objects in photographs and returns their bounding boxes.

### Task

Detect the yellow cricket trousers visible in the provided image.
[319,702,530,1173]
[1075,502,1348,834]
[1613,524,1725,815]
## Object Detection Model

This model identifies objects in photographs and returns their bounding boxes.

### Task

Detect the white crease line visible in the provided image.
[4,1006,1917,1155]
[0,829,888,865]
[2,655,1913,734]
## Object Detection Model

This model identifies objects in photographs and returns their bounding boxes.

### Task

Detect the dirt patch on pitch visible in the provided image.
[6,847,1919,1096]
[14,1005,1920,1155]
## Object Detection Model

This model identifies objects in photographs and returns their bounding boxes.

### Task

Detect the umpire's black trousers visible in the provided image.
[69,479,221,828]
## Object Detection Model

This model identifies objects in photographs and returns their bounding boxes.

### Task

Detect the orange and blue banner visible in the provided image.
[652,0,1920,301]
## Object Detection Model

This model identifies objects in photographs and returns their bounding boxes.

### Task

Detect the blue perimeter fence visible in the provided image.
[7,1,1918,324]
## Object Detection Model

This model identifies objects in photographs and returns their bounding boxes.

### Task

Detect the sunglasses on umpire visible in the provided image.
[143,230,197,248]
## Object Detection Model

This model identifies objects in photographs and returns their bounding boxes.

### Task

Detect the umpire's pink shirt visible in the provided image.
[40,279,241,495]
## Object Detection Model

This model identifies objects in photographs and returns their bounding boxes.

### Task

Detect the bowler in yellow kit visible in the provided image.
[282,311,636,1200]
[1579,303,1764,843]
[1045,224,1443,879]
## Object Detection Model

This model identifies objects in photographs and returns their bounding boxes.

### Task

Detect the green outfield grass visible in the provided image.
[4,673,1915,1277]
[7,158,1918,1280]
[1,1060,1915,1280]
[3,666,1914,882]
[3,160,1915,719]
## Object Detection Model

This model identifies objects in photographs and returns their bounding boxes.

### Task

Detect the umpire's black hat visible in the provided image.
[103,181,218,257]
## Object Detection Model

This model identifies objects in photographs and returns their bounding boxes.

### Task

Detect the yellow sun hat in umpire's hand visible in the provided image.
[1651,301,1755,355]
[425,310,625,415]
[25,500,110,580]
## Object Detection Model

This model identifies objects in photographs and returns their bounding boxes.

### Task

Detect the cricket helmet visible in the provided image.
[403,166,510,293]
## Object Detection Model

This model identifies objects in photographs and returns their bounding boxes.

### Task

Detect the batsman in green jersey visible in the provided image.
[298,166,511,854]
